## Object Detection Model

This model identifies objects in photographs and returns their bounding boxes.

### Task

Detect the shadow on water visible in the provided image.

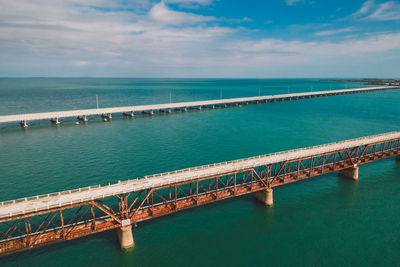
[336,176,359,199]
[1,229,120,264]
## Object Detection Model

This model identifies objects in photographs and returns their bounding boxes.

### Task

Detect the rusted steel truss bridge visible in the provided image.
[1,132,400,255]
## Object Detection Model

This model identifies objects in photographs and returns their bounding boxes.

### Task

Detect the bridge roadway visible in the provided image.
[0,86,399,125]
[1,131,400,219]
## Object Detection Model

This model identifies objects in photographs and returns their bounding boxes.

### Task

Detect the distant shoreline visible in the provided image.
[321,78,400,86]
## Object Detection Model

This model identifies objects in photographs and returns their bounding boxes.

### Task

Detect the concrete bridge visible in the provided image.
[0,86,398,128]
[0,131,400,255]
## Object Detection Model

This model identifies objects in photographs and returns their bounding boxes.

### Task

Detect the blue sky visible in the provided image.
[0,0,399,78]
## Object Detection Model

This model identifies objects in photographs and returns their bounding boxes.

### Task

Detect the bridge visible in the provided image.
[0,131,399,255]
[0,86,399,127]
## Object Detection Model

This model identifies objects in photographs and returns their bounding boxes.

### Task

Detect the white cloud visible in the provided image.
[352,0,375,17]
[0,0,399,77]
[74,61,89,66]
[165,0,214,9]
[367,1,400,20]
[314,27,355,36]
[289,23,331,32]
[149,1,215,24]
[352,0,400,21]
[230,33,400,54]
[222,32,400,75]
[166,0,213,4]
[285,0,304,6]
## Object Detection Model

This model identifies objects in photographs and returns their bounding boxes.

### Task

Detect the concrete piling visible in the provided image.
[117,225,134,251]
[50,118,60,125]
[77,115,88,122]
[254,188,273,207]
[20,120,28,128]
[101,113,112,120]
[123,112,134,117]
[339,165,359,181]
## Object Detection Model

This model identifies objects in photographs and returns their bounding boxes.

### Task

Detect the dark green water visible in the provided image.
[1,78,400,266]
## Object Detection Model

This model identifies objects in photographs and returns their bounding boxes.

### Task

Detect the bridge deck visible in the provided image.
[0,86,398,123]
[1,131,399,219]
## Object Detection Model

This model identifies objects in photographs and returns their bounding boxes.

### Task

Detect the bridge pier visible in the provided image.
[101,113,112,120]
[117,225,134,251]
[142,110,154,115]
[339,165,359,181]
[123,112,134,118]
[20,120,28,128]
[77,115,88,122]
[50,118,60,125]
[254,188,273,207]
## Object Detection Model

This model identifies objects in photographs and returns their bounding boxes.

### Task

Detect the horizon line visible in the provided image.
[0,77,398,80]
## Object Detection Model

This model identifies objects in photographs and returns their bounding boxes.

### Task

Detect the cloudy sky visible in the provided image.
[0,0,399,77]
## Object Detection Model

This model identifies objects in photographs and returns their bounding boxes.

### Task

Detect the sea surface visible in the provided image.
[1,78,400,266]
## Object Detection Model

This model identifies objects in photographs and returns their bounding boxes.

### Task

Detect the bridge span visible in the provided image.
[0,131,400,255]
[0,86,399,127]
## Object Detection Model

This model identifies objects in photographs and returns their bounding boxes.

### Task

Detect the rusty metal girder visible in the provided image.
[0,138,399,256]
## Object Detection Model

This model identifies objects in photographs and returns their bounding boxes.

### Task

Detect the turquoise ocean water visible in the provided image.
[1,78,400,266]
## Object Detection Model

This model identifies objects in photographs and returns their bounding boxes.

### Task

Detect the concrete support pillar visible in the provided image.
[117,225,134,251]
[123,112,134,117]
[101,113,112,120]
[339,165,359,181]
[20,120,28,128]
[50,118,60,125]
[254,188,273,207]
[77,115,88,122]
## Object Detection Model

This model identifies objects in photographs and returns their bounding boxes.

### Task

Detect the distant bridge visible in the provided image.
[1,131,400,255]
[0,86,398,127]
